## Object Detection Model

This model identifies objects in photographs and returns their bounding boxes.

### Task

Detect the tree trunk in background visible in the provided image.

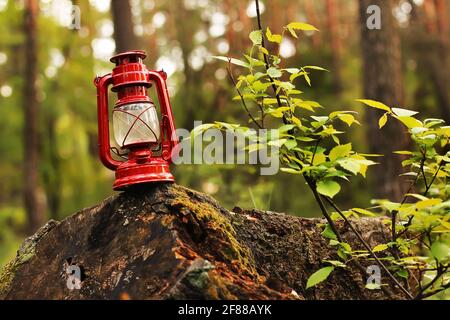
[23,0,44,234]
[111,0,139,53]
[304,0,320,49]
[413,0,450,124]
[359,0,407,200]
[431,0,450,124]
[326,0,343,95]
[434,0,448,44]
[423,0,437,33]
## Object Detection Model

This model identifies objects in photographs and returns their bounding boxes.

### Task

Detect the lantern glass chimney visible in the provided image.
[113,102,160,148]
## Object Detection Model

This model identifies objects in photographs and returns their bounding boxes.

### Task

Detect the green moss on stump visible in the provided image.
[170,185,257,277]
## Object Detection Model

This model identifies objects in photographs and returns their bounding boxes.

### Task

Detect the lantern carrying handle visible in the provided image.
[94,73,122,170]
[147,70,179,163]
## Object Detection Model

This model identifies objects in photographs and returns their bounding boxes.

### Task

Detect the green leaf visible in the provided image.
[286,22,319,32]
[297,136,315,142]
[373,244,389,252]
[321,224,337,240]
[396,268,409,279]
[338,114,356,127]
[430,241,450,262]
[268,139,287,148]
[378,113,388,129]
[313,153,327,165]
[392,107,418,117]
[263,98,282,106]
[252,80,272,92]
[306,266,334,289]
[267,67,282,78]
[415,198,442,209]
[249,30,262,45]
[351,208,376,217]
[244,54,265,67]
[324,260,346,268]
[266,27,282,44]
[259,46,269,55]
[284,68,301,74]
[289,71,307,82]
[303,65,328,71]
[287,27,298,38]
[211,56,249,68]
[329,143,352,161]
[366,283,381,290]
[191,123,216,138]
[393,150,413,155]
[338,158,361,175]
[396,116,423,129]
[303,72,311,86]
[268,106,290,118]
[284,139,297,150]
[317,180,341,198]
[280,168,302,174]
[278,124,295,132]
[356,99,391,112]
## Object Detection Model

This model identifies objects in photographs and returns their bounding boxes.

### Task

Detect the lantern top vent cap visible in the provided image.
[110,50,147,66]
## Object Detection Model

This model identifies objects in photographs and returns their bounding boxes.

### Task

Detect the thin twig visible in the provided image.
[304,175,343,242]
[226,61,262,129]
[253,0,411,297]
[415,265,449,300]
[324,196,414,299]
[424,161,444,196]
[394,156,425,239]
[310,138,321,166]
[255,0,284,111]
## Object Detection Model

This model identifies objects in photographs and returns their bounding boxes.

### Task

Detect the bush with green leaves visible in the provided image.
[194,7,450,300]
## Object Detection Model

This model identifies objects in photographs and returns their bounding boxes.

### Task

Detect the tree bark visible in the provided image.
[23,0,44,234]
[304,0,321,49]
[409,0,450,124]
[111,0,139,53]
[326,0,343,95]
[359,0,408,200]
[429,0,450,124]
[0,183,410,300]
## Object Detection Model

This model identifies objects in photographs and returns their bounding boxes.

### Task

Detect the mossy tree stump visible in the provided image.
[0,183,409,299]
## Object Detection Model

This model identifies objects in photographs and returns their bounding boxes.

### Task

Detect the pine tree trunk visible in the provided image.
[23,0,44,234]
[326,0,342,95]
[432,0,450,124]
[359,0,408,200]
[410,0,450,124]
[111,0,139,53]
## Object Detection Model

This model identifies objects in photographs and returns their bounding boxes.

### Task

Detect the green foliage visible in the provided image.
[211,17,450,299]
[306,266,334,289]
[357,99,450,299]
[317,180,341,198]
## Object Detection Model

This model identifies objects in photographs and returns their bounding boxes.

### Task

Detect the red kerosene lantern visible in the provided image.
[94,50,178,190]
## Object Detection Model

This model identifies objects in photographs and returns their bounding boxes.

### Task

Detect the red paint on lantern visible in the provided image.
[94,50,178,190]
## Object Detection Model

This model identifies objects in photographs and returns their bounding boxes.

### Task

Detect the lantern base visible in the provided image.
[113,158,174,191]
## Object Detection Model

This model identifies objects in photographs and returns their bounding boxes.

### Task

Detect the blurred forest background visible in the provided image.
[0,0,449,268]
